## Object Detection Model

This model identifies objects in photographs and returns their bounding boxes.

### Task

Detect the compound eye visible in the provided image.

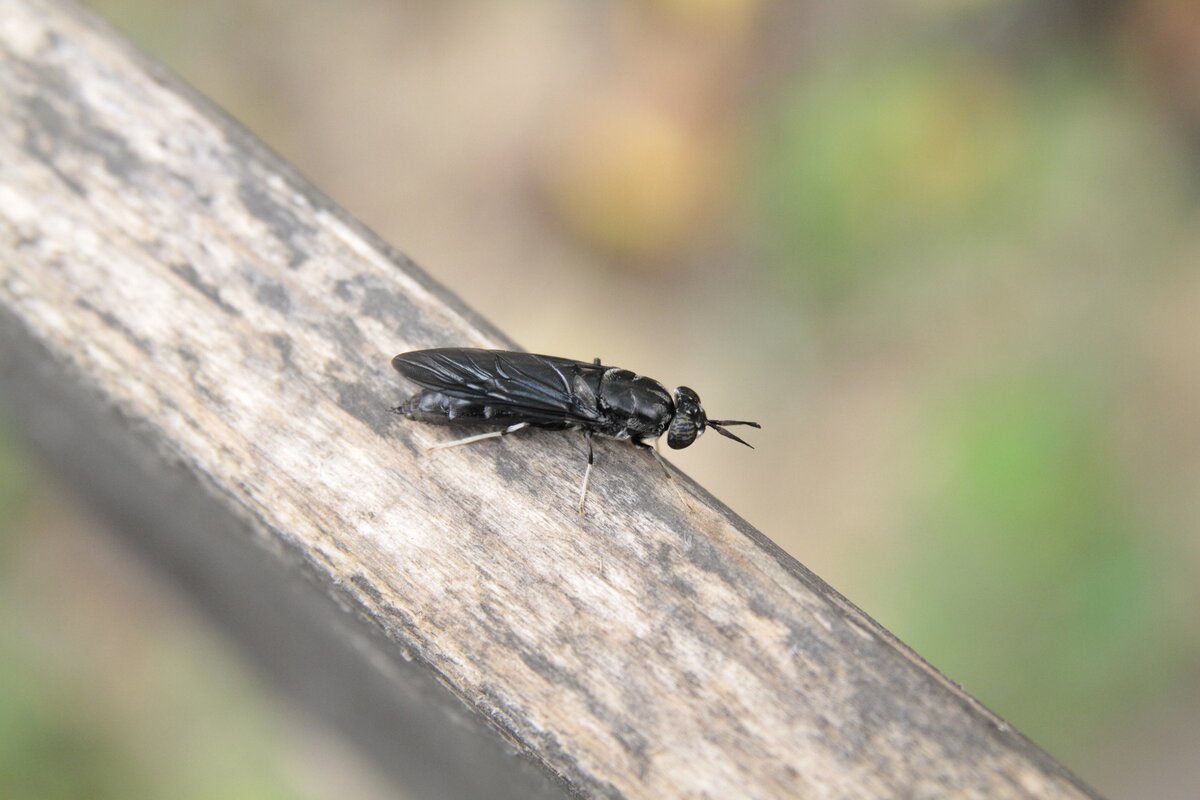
[667,414,697,449]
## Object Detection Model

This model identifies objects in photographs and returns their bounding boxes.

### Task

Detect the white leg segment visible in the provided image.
[577,461,593,516]
[577,430,595,516]
[425,422,530,452]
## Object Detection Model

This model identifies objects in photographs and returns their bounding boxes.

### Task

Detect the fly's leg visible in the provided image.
[637,439,695,513]
[425,422,530,453]
[573,356,600,515]
[577,430,595,516]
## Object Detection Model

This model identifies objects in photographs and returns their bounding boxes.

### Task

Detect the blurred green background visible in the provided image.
[3,0,1199,797]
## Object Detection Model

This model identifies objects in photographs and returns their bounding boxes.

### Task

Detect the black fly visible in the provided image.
[391,348,760,514]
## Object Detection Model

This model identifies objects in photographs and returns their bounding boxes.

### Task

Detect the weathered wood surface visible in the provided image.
[0,1,1101,798]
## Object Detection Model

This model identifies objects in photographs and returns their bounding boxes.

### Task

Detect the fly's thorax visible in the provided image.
[667,386,707,449]
[597,368,674,438]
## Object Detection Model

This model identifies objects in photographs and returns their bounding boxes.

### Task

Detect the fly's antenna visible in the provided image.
[706,419,761,448]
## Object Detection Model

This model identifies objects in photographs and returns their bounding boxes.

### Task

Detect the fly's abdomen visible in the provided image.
[398,390,510,425]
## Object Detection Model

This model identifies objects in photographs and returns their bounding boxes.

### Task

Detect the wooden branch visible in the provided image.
[0,1,1101,798]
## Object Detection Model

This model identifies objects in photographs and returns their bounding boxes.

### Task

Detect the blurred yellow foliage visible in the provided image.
[540,97,721,261]
[643,0,761,39]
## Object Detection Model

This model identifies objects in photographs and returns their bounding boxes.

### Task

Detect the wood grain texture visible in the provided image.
[0,1,1102,798]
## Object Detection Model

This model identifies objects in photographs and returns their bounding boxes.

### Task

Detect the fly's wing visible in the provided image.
[392,348,605,426]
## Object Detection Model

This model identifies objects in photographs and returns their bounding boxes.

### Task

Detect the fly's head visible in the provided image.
[667,386,705,449]
[668,386,761,450]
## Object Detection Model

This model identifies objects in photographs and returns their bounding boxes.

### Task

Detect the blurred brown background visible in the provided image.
[2,0,1199,797]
